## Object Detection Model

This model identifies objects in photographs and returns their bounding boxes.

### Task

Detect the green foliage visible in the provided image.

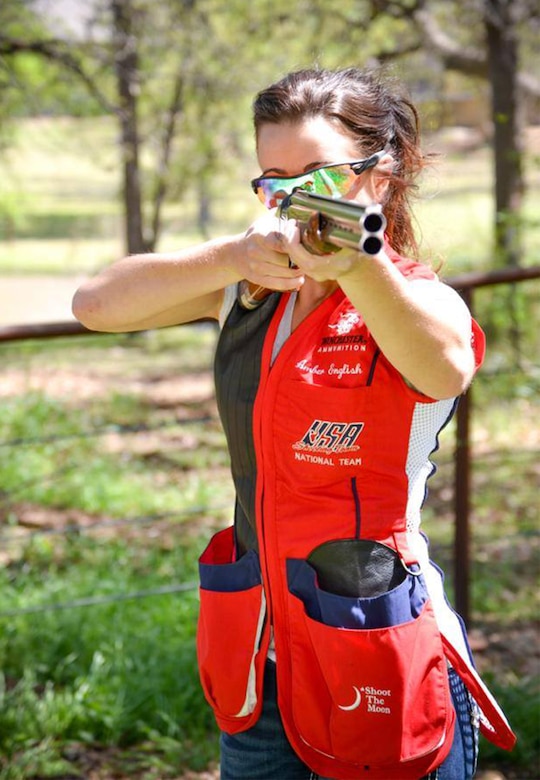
[0,0,106,119]
[4,52,102,118]
[478,674,540,773]
[0,585,217,773]
[1,393,188,516]
[1,0,539,257]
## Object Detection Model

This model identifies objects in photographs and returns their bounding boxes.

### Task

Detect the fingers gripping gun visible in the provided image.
[238,192,386,309]
[278,190,387,256]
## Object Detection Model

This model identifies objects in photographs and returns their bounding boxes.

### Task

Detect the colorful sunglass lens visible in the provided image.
[255,164,356,208]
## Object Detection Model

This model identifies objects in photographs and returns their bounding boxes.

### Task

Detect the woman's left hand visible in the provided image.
[280,218,372,281]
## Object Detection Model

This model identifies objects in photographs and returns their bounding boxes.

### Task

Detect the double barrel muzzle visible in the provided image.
[278,190,386,256]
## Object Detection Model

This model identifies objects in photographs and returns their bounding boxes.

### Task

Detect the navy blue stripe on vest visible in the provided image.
[200,548,262,592]
[287,558,427,629]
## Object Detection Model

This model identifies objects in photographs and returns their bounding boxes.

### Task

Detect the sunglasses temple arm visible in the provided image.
[279,190,387,256]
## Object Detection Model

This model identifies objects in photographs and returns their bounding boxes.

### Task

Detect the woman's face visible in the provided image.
[256,116,373,204]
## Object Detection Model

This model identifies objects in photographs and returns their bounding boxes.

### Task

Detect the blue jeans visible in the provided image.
[220,661,478,779]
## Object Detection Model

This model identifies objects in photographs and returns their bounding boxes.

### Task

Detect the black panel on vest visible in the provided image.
[214,292,281,555]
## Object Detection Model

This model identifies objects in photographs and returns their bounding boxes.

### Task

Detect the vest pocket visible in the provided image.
[197,527,267,724]
[285,556,453,768]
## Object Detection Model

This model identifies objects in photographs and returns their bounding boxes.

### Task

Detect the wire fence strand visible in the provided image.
[0,581,199,618]
[0,503,231,543]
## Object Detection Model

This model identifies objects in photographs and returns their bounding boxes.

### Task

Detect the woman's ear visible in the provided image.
[370,153,394,202]
[348,153,394,204]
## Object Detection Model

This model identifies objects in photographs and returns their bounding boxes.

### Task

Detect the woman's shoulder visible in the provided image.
[385,245,438,282]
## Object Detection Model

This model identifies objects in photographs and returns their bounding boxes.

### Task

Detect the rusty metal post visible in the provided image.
[454,288,473,628]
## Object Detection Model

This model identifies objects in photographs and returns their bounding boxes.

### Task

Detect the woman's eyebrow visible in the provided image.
[260,161,330,177]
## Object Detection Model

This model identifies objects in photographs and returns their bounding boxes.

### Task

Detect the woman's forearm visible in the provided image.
[72,234,244,332]
[73,213,305,333]
[338,254,476,400]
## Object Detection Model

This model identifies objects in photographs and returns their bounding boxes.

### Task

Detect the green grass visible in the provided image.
[0,536,213,731]
[0,326,228,778]
[0,330,231,518]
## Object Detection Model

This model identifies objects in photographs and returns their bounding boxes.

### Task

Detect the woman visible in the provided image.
[73,67,515,779]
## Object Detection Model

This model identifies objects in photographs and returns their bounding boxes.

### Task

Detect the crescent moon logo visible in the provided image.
[338,685,362,711]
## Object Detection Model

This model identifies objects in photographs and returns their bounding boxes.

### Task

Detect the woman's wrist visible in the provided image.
[336,248,388,283]
[206,233,248,287]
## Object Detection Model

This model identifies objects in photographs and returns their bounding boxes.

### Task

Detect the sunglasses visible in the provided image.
[251,150,386,209]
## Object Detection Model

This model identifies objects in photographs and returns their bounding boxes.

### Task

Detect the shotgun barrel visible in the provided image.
[279,190,386,256]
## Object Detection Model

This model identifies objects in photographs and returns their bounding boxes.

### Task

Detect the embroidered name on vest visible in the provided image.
[296,359,364,379]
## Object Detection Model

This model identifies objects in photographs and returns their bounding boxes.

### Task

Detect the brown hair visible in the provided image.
[253,67,426,257]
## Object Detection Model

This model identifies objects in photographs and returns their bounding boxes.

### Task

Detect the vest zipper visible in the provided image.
[351,476,361,538]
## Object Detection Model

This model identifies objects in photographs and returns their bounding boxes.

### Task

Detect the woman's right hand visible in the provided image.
[234,213,305,292]
[72,214,304,334]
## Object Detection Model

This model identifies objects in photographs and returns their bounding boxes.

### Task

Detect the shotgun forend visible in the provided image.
[278,190,386,256]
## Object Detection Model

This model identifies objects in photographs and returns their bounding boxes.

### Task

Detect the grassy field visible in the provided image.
[0,327,227,779]
[0,118,538,778]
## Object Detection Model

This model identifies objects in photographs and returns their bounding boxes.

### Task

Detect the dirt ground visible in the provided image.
[0,275,84,327]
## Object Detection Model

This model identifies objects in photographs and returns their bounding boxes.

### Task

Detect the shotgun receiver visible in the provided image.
[278,190,386,256]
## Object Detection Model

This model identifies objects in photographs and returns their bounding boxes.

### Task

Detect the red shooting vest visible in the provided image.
[197,253,516,778]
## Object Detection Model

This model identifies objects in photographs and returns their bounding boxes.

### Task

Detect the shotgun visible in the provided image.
[238,192,386,309]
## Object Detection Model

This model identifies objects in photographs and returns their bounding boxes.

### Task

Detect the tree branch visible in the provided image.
[148,72,185,250]
[412,7,540,96]
[0,35,118,115]
[412,8,488,78]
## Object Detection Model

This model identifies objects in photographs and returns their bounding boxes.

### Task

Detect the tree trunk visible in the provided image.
[111,0,146,255]
[484,0,524,267]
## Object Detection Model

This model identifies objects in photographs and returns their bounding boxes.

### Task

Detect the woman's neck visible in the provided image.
[292,278,338,331]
